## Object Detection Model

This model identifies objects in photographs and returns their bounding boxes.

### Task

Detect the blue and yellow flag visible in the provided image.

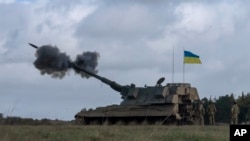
[184,50,202,64]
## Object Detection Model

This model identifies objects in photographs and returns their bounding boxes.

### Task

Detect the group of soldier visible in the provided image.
[196,100,240,125]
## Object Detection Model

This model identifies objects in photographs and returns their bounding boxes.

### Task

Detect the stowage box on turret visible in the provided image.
[74,64,200,125]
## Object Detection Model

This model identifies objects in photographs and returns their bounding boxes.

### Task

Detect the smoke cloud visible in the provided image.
[33,44,99,78]
[74,51,99,78]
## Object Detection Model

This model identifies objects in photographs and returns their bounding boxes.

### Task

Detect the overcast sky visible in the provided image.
[1,0,250,120]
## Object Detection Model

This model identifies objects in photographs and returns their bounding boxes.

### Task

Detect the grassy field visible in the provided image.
[0,125,229,141]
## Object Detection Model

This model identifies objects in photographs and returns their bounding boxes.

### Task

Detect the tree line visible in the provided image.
[1,92,250,125]
[0,116,73,125]
[201,92,250,125]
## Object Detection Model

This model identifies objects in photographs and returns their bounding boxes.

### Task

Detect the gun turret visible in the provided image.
[73,64,124,93]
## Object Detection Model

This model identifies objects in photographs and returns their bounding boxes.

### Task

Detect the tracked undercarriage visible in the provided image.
[75,102,198,125]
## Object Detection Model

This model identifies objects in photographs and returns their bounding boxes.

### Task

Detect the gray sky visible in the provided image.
[1,0,250,120]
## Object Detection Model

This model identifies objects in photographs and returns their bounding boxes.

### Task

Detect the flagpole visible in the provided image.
[183,62,185,83]
[183,50,202,83]
[183,49,185,83]
[172,46,174,83]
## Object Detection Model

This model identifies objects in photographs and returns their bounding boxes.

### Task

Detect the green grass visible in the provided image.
[0,125,229,141]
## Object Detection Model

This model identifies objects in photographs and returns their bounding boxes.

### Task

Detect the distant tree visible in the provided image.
[215,94,235,123]
[237,92,250,123]
[0,113,3,124]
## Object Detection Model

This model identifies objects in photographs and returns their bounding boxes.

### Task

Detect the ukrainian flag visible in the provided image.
[184,50,202,64]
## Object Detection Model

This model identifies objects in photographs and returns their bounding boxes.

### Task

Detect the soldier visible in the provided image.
[231,101,240,124]
[197,101,205,125]
[207,101,216,125]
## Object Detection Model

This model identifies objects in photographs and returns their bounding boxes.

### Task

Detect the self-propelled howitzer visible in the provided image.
[74,65,201,125]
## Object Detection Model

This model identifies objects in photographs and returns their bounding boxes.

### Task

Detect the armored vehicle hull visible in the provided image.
[75,83,200,125]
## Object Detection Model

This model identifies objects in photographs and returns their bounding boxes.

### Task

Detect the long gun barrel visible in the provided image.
[72,64,123,92]
[29,43,38,49]
[29,43,123,93]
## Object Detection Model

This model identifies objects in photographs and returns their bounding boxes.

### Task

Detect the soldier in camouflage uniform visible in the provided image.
[197,101,205,125]
[231,101,240,125]
[207,101,216,125]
